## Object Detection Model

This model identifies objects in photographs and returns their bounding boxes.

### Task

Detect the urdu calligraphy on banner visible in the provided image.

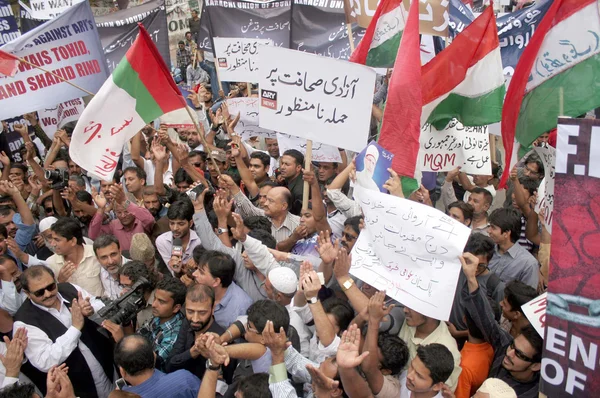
[276,133,342,163]
[214,37,272,82]
[225,97,278,141]
[533,145,555,233]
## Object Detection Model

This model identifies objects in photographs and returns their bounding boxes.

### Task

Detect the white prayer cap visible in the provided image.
[39,217,58,233]
[268,267,298,295]
[477,378,517,398]
[365,144,379,162]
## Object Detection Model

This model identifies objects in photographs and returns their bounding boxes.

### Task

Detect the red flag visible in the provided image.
[0,49,19,78]
[377,0,422,177]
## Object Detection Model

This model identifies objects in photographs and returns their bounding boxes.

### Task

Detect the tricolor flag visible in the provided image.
[349,0,408,68]
[70,25,185,181]
[0,50,19,77]
[379,6,505,177]
[500,0,600,188]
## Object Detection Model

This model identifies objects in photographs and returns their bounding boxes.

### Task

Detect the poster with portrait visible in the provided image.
[354,142,393,193]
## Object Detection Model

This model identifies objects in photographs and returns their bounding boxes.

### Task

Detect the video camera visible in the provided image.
[98,277,149,325]
[44,169,69,190]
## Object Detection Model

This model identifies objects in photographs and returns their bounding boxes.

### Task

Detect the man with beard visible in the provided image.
[93,235,128,300]
[142,186,170,243]
[265,138,280,172]
[467,188,493,235]
[156,200,201,277]
[0,255,25,315]
[206,149,228,187]
[278,149,304,216]
[89,183,155,252]
[166,284,234,382]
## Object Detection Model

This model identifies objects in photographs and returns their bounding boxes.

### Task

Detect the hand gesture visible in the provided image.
[190,185,208,212]
[227,112,241,133]
[0,180,19,197]
[262,320,290,357]
[298,260,312,293]
[169,255,183,274]
[440,384,456,398]
[336,324,369,369]
[151,136,168,163]
[316,231,339,265]
[60,187,76,203]
[78,291,94,317]
[28,175,43,195]
[91,186,107,209]
[109,183,126,205]
[230,213,247,243]
[302,168,317,186]
[0,328,27,377]
[70,298,85,330]
[24,142,36,161]
[6,237,24,264]
[510,167,518,181]
[220,101,231,122]
[23,112,38,126]
[180,273,195,287]
[33,234,45,249]
[205,334,230,366]
[57,261,76,283]
[46,364,75,398]
[218,174,238,193]
[101,320,124,342]
[333,247,351,280]
[368,291,394,323]
[445,167,461,183]
[213,195,233,221]
[445,322,461,339]
[190,334,210,358]
[306,364,339,391]
[9,177,24,195]
[292,225,308,241]
[383,168,403,198]
[301,271,322,301]
[0,151,10,167]
[13,123,28,138]
[459,252,479,280]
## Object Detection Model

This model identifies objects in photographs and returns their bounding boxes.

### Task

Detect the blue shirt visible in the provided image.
[9,213,36,270]
[124,369,200,398]
[213,281,253,329]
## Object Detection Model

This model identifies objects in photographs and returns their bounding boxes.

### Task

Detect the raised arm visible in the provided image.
[304,169,330,234]
[302,270,336,347]
[130,131,145,170]
[232,137,259,198]
[337,324,374,398]
[363,292,395,395]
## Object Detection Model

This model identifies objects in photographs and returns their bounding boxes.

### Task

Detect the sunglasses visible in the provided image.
[192,162,203,168]
[44,208,54,213]
[342,232,357,242]
[509,341,534,362]
[30,282,57,298]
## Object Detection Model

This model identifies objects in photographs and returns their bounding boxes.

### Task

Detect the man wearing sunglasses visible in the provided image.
[13,265,114,398]
[460,252,543,398]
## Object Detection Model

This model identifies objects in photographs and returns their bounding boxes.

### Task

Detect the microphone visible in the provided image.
[172,238,183,258]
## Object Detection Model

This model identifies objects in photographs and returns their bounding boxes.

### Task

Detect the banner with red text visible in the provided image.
[37,98,85,139]
[0,1,108,120]
[540,118,600,397]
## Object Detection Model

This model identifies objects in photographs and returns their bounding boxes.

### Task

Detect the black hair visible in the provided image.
[415,344,454,385]
[186,283,215,307]
[167,199,195,221]
[0,382,35,397]
[378,333,409,376]
[0,255,16,268]
[123,166,147,181]
[174,168,194,186]
[20,265,55,292]
[465,296,500,340]
[448,201,474,223]
[226,170,242,186]
[504,280,538,313]
[488,208,522,243]
[114,335,155,376]
[0,224,7,239]
[464,233,495,263]
[156,277,187,307]
[199,250,236,287]
[93,234,120,255]
[76,190,93,205]
[69,174,86,188]
[237,373,271,398]
[247,299,290,333]
[518,176,540,196]
[520,324,543,363]
[524,152,544,176]
[192,245,207,265]
[248,229,277,250]
[250,152,271,168]
[206,210,219,230]
[51,217,84,245]
[343,216,363,236]
[178,40,185,45]
[8,163,28,180]
[189,150,208,162]
[322,297,354,333]
[471,187,493,206]
[121,260,157,292]
[243,215,272,234]
[258,180,278,189]
[281,149,304,167]
[0,205,14,219]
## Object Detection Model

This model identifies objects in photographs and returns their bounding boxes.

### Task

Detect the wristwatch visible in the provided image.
[341,278,354,292]
[217,227,228,235]
[206,358,221,371]
[308,296,318,304]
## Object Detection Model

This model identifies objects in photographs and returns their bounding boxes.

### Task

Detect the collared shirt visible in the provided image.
[99,256,129,300]
[326,189,362,219]
[327,209,346,239]
[124,369,200,398]
[186,65,209,87]
[286,302,312,358]
[155,231,202,277]
[213,282,253,329]
[488,242,539,288]
[10,213,37,270]
[13,287,112,398]
[399,320,462,392]
[472,222,490,236]
[0,280,27,316]
[233,191,300,243]
[46,245,104,297]
[176,48,192,70]
[88,201,155,251]
[139,312,184,370]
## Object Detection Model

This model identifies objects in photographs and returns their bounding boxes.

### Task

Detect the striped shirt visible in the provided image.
[139,312,184,371]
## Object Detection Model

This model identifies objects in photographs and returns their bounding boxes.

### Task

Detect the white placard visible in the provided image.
[225,97,277,141]
[29,0,84,19]
[37,98,85,139]
[521,292,547,337]
[351,185,471,321]
[417,119,492,175]
[533,145,555,233]
[276,133,342,163]
[214,37,272,83]
[258,45,376,152]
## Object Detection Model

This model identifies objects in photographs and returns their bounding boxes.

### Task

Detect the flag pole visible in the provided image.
[16,56,95,96]
[183,104,222,177]
[346,24,355,52]
[302,139,313,211]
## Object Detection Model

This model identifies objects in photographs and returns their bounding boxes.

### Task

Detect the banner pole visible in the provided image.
[246,83,251,97]
[16,56,95,96]
[490,133,496,163]
[302,139,313,211]
[183,104,222,177]
[346,23,355,52]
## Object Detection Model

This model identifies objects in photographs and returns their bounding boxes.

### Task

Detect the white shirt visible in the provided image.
[99,256,129,300]
[13,285,113,398]
[398,370,443,398]
[143,157,173,187]
[286,301,312,358]
[0,280,27,316]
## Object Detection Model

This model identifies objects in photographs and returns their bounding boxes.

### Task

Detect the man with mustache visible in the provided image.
[93,235,129,300]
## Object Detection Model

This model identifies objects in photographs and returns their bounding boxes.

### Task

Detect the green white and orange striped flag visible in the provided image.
[499,0,600,188]
[70,24,185,181]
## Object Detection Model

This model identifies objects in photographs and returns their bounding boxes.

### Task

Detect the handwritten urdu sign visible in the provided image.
[225,97,278,141]
[417,119,492,175]
[534,145,555,233]
[276,133,342,163]
[214,37,272,82]
[351,185,471,321]
[258,45,376,152]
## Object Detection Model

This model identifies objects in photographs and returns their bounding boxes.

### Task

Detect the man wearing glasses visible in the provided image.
[461,252,543,398]
[13,265,114,398]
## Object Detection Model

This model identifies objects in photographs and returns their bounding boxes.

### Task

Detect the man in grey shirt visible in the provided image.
[487,208,539,289]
